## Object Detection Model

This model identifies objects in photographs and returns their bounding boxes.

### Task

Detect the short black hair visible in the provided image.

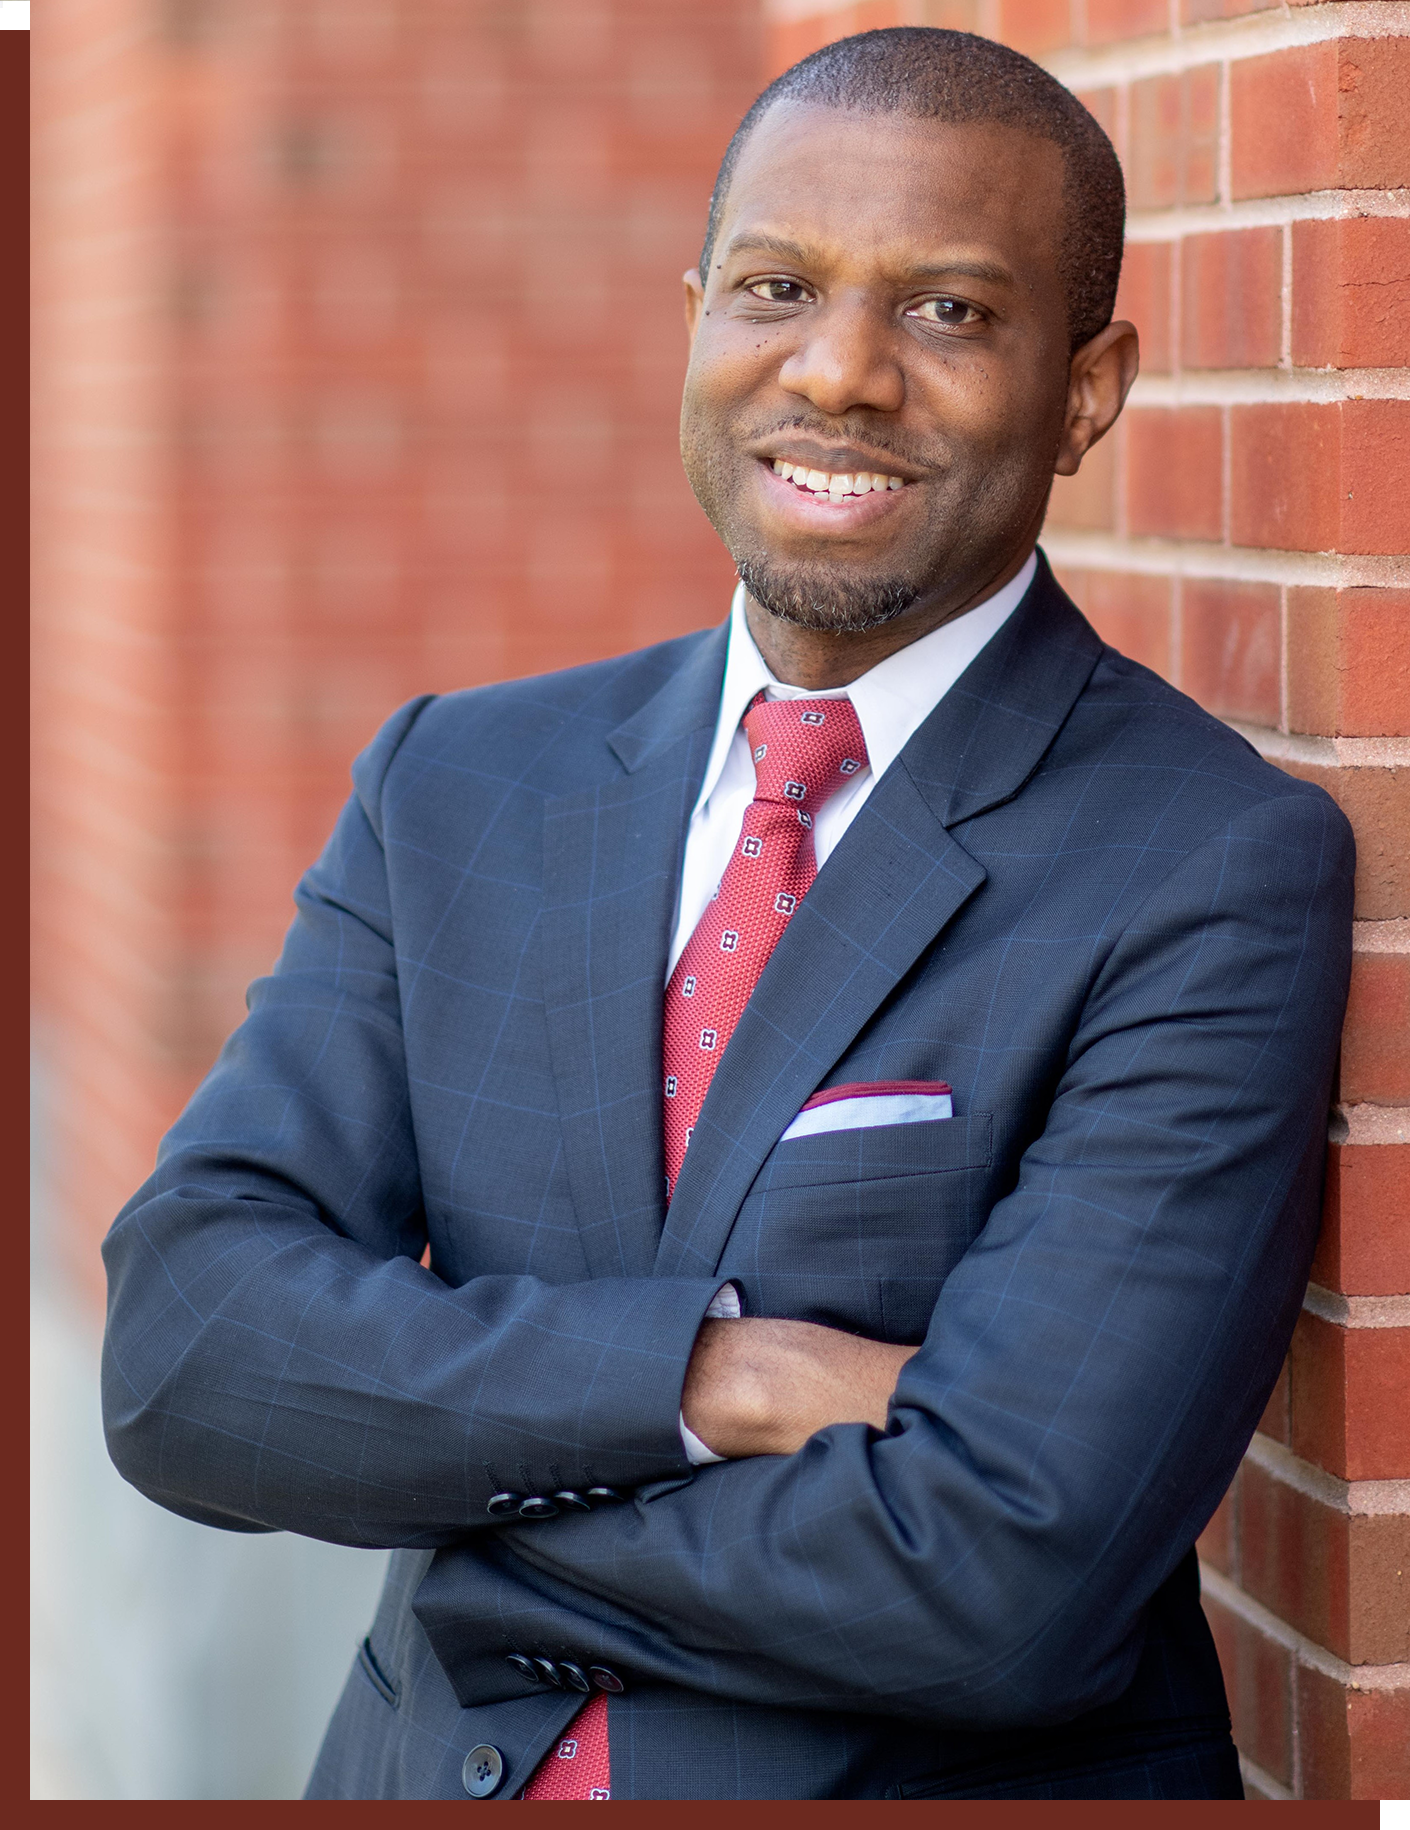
[700,27,1125,353]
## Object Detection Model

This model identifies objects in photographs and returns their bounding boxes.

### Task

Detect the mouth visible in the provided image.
[752,452,915,533]
[768,457,908,501]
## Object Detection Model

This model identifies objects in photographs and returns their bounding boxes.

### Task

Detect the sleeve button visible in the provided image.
[506,1654,539,1684]
[557,1661,592,1692]
[518,1495,559,1519]
[589,1666,626,1694]
[486,1491,524,1518]
[585,1486,626,1505]
[552,1490,593,1512]
[532,1658,564,1687]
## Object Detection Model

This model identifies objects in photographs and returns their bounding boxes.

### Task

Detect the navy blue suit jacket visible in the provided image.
[102,557,1354,1798]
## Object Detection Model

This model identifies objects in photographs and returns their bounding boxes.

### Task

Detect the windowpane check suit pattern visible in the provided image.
[100,558,1354,1800]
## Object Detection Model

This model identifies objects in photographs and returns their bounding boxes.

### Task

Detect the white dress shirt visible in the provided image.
[675,550,1037,1465]
[668,551,1037,977]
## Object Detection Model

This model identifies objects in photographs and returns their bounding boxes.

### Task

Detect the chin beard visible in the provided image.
[735,556,920,635]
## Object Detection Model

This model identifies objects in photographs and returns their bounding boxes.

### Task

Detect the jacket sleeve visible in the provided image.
[412,787,1355,1725]
[100,696,725,1548]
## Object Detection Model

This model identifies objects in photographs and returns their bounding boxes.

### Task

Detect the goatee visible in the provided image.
[735,556,920,635]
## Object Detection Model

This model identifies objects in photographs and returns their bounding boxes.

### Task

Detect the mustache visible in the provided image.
[744,412,934,473]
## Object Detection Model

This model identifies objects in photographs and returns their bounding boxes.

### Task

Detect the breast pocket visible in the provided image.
[720,1113,994,1343]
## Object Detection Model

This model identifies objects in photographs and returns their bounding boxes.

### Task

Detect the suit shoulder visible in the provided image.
[410,627,714,751]
[348,627,721,826]
[1068,642,1346,829]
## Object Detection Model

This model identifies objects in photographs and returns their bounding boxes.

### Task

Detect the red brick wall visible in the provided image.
[32,0,760,1295]
[765,0,1410,1801]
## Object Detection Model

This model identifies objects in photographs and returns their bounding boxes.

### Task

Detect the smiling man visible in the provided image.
[102,29,1354,1802]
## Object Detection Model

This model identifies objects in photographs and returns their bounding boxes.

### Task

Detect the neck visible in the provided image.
[743,544,1034,691]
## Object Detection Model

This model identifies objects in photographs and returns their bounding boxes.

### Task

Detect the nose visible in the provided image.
[776,294,905,418]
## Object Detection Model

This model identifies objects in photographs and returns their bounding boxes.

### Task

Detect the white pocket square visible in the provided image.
[780,1080,953,1141]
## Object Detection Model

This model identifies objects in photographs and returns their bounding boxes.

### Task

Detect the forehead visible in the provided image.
[717,102,1066,281]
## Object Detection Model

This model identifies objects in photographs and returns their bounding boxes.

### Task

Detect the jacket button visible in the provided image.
[506,1654,539,1684]
[532,1657,564,1687]
[585,1487,626,1505]
[589,1666,626,1694]
[552,1490,593,1512]
[518,1495,559,1520]
[486,1491,523,1518]
[558,1661,592,1692]
[462,1745,504,1797]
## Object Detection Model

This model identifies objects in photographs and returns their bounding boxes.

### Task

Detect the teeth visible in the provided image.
[771,459,907,497]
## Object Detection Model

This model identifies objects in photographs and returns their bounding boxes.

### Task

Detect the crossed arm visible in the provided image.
[101,739,1352,1717]
[683,1317,914,1457]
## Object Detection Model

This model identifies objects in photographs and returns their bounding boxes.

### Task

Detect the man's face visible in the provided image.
[680,103,1079,635]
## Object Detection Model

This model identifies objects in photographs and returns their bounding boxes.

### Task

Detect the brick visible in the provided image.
[1314,1141,1410,1297]
[1129,66,1220,210]
[1339,37,1410,191]
[995,0,1073,57]
[1340,947,1410,1103]
[1127,407,1222,539]
[1202,1590,1294,1787]
[1342,401,1410,557]
[1085,0,1167,45]
[1311,760,1409,921]
[1239,1457,1410,1665]
[1286,589,1410,739]
[1063,568,1173,677]
[1232,42,1338,199]
[1113,239,1171,372]
[1044,430,1115,531]
[1233,40,1410,199]
[1179,579,1280,726]
[1289,1311,1410,1481]
[1181,228,1282,371]
[1292,217,1410,371]
[1231,402,1410,557]
[1230,403,1337,551]
[1299,1664,1410,1800]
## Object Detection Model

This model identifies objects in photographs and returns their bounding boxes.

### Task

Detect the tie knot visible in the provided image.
[741,694,868,818]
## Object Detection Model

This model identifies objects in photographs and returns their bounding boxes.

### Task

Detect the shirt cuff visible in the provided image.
[679,1281,742,1465]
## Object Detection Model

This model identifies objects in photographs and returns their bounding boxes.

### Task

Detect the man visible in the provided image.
[102,28,1354,1801]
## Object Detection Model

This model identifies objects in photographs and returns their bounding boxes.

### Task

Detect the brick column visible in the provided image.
[32,0,760,1297]
[764,0,1409,1801]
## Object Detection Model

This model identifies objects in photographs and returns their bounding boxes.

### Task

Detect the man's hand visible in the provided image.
[681,1317,917,1459]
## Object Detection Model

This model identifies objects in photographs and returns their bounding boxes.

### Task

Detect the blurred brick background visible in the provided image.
[31,0,1409,1800]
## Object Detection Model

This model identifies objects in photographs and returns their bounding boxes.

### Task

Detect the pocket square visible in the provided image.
[779,1079,953,1142]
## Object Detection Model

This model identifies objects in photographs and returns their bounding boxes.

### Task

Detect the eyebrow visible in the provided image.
[722,234,1015,289]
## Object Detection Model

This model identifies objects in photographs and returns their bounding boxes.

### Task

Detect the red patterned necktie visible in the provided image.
[521,693,866,1802]
[662,692,867,1197]
[521,1704,612,1800]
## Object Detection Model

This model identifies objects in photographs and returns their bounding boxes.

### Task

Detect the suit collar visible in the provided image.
[541,624,728,1279]
[906,550,1105,829]
[606,621,730,774]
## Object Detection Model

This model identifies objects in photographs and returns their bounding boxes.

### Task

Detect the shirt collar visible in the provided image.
[692,549,1038,816]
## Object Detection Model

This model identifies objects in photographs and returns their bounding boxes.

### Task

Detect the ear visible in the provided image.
[1054,320,1140,477]
[683,268,706,344]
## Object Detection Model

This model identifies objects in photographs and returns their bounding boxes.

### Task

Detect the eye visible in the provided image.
[744,278,812,305]
[907,296,983,328]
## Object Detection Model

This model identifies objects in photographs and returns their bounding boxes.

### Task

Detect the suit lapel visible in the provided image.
[541,625,728,1279]
[653,556,1105,1279]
